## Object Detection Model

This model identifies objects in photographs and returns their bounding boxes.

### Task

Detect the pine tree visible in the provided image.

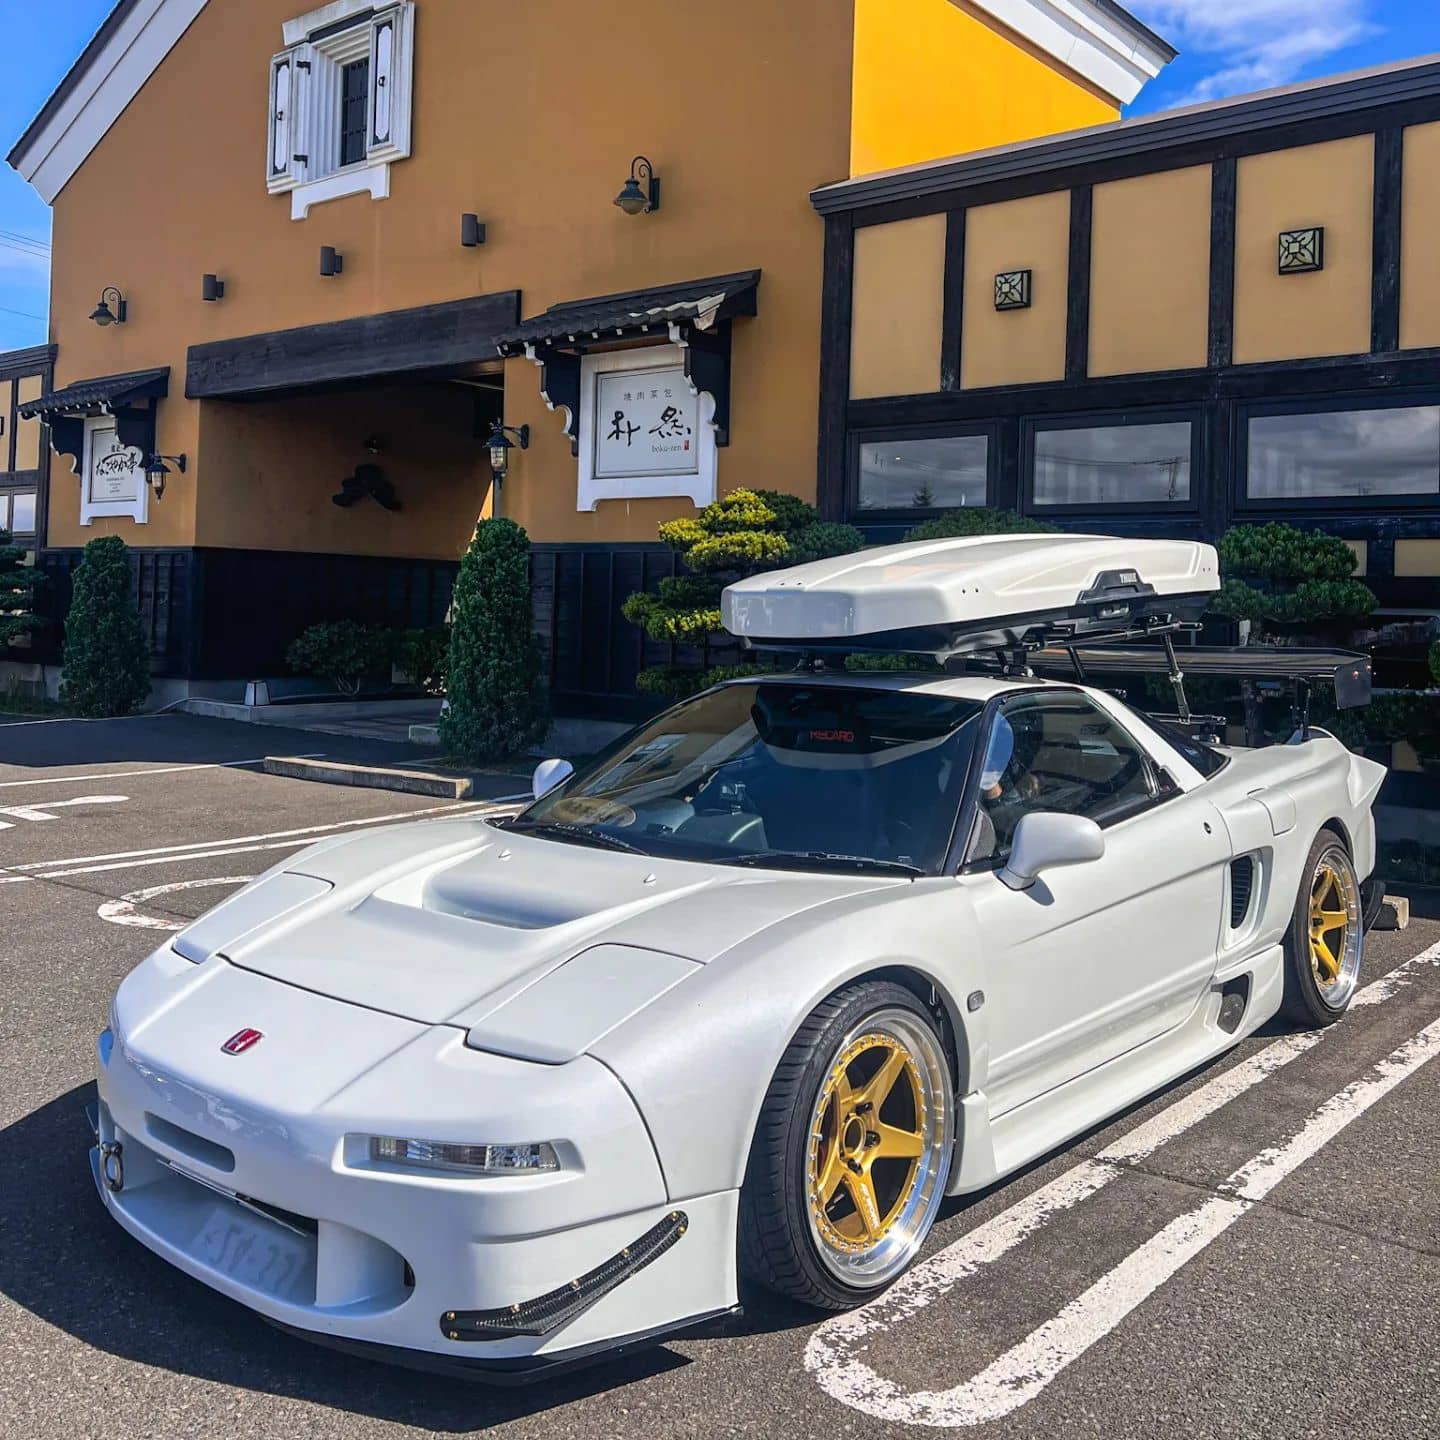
[59,535,151,717]
[439,518,548,762]
[622,489,864,698]
[0,526,42,649]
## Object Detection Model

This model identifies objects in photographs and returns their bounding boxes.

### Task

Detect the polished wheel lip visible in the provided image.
[804,1007,952,1287]
[1309,845,1362,1010]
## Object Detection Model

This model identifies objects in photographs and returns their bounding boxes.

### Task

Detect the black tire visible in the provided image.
[1280,827,1364,1027]
[739,980,954,1311]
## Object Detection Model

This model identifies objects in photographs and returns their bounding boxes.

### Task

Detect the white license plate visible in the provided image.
[194,1206,313,1303]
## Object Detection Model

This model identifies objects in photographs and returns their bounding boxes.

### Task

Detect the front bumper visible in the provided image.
[93,955,739,1365]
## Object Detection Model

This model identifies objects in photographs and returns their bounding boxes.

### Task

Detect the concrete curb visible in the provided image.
[264,755,473,798]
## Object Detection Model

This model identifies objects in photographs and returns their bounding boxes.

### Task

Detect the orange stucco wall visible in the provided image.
[44,0,855,554]
[850,0,1117,178]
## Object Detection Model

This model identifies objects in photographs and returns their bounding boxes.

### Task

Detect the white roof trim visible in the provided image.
[11,0,210,205]
[967,0,1174,107]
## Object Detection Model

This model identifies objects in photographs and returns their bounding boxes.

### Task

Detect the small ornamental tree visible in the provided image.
[622,488,864,698]
[59,535,150,717]
[1212,523,1377,745]
[286,620,394,695]
[903,507,1058,542]
[0,526,42,649]
[439,518,548,762]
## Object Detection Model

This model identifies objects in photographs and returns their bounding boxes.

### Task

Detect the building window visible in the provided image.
[2,490,37,535]
[1029,415,1194,508]
[268,1,415,220]
[1244,401,1440,503]
[856,434,990,512]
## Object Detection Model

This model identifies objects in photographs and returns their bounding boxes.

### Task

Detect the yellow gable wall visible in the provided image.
[43,0,854,555]
[850,0,1117,178]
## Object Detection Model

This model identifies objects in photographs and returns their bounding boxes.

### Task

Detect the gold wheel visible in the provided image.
[804,1009,949,1285]
[1309,863,1351,991]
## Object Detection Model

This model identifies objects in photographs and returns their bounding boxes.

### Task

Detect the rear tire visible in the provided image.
[1280,828,1363,1027]
[739,981,954,1311]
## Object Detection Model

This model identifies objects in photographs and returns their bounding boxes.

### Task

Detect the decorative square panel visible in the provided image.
[994,269,1033,311]
[1277,226,1325,275]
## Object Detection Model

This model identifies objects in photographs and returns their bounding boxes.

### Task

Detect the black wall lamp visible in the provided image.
[319,246,344,277]
[460,213,487,248]
[144,452,186,498]
[202,273,226,302]
[614,155,660,215]
[89,286,127,326]
[486,420,529,482]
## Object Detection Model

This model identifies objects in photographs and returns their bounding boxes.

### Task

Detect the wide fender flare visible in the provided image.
[588,881,985,1201]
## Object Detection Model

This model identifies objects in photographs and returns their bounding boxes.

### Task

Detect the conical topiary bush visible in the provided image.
[59,535,151,717]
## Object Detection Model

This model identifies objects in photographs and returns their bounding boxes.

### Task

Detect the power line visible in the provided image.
[0,228,49,253]
[0,238,52,262]
[0,304,46,322]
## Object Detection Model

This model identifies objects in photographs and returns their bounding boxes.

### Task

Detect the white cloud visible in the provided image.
[1135,0,1380,104]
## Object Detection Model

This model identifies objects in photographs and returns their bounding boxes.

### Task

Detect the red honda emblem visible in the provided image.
[221,1028,264,1056]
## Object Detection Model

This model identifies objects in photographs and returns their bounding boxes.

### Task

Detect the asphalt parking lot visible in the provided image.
[1,712,1437,1440]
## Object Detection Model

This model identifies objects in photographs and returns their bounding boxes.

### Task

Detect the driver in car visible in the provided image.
[971,713,1041,861]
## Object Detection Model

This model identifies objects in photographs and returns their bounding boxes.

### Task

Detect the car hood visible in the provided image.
[184,817,895,1028]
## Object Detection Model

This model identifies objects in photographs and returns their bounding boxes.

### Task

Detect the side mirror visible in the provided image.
[531,758,574,801]
[1000,812,1104,892]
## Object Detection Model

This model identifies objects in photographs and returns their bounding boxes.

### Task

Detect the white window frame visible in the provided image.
[575,345,719,513]
[80,415,149,527]
[268,0,415,221]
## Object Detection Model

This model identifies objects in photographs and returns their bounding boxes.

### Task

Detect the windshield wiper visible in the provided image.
[506,820,648,855]
[718,850,923,878]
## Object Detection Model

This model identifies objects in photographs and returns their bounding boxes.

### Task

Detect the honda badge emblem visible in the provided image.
[221,1028,264,1055]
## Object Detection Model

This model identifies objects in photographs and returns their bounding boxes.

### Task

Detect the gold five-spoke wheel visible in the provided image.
[1304,842,1362,1012]
[804,1008,951,1286]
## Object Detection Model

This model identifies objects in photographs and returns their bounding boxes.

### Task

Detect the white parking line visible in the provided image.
[0,756,324,790]
[98,876,254,930]
[0,800,499,885]
[806,941,1440,1427]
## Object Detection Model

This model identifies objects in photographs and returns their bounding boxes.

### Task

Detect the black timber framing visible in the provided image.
[185,292,521,399]
[940,210,966,391]
[817,213,854,521]
[1207,157,1237,369]
[1065,186,1093,383]
[0,343,54,555]
[1372,127,1404,355]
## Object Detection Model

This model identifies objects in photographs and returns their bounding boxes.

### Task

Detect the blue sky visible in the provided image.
[1,0,1439,354]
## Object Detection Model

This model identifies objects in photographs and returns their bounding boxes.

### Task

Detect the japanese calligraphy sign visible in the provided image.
[86,423,143,503]
[593,366,699,480]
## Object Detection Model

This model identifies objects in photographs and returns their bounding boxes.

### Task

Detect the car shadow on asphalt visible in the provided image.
[0,1084,706,1431]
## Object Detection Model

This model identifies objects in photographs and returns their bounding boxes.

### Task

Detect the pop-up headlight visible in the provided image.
[367,1136,560,1176]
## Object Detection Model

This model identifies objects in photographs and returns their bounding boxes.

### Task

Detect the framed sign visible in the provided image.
[81,416,149,525]
[577,345,717,512]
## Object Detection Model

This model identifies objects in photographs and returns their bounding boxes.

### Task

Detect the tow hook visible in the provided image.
[100,1141,124,1193]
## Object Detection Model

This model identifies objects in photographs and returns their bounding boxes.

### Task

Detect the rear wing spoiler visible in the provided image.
[1030,644,1373,709]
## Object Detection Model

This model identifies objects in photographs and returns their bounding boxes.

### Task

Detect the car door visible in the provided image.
[960,690,1230,1117]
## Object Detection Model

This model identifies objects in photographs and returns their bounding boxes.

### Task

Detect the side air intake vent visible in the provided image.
[1229,857,1255,929]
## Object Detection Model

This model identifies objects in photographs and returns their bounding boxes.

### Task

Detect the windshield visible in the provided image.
[512,682,985,875]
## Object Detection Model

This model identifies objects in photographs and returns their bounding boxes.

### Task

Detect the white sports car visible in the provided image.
[91,535,1387,1380]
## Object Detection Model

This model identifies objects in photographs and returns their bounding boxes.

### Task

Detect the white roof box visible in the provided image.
[722,533,1219,655]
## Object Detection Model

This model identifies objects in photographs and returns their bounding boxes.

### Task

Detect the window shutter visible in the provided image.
[267,46,313,193]
[366,3,414,164]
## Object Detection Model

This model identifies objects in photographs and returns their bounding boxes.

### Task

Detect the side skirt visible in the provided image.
[947,944,1285,1195]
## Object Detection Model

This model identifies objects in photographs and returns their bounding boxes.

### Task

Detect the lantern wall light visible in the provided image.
[145,452,187,499]
[89,286,128,326]
[486,420,530,482]
[614,155,660,216]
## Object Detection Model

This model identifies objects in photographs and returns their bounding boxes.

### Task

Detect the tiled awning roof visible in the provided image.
[19,366,169,418]
[495,271,760,355]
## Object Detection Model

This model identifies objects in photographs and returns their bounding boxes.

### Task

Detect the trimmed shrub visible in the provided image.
[59,535,150,717]
[904,508,1057,542]
[0,526,42,648]
[625,489,864,698]
[392,625,450,696]
[439,518,547,762]
[1212,524,1376,631]
[286,620,394,695]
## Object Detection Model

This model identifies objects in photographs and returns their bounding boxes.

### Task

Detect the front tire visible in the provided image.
[1280,828,1364,1026]
[739,981,954,1310]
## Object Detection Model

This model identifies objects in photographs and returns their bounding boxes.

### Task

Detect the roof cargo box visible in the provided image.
[722,534,1219,658]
